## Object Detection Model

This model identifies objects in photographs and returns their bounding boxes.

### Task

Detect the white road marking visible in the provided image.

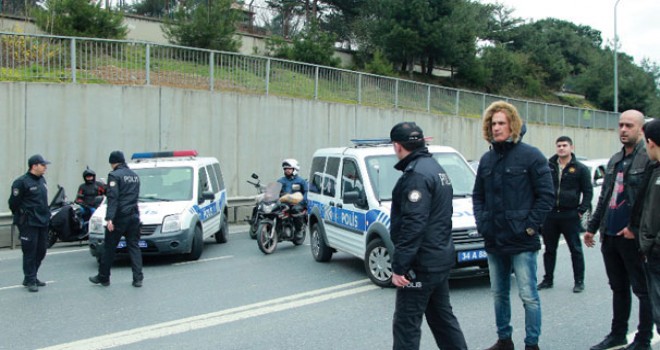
[47,248,88,255]
[0,281,56,291]
[172,255,233,266]
[38,279,378,350]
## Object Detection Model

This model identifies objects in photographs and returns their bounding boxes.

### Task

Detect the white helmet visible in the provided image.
[282,158,300,175]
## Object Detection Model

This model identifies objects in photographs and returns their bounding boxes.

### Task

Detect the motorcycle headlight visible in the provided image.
[262,202,277,214]
[162,214,182,233]
[90,216,104,234]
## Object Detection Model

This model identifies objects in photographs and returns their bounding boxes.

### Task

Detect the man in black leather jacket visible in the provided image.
[537,136,592,293]
[389,122,467,350]
[8,154,51,292]
[584,110,652,350]
[89,150,143,288]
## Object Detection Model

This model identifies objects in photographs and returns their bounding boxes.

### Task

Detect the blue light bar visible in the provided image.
[351,138,392,146]
[131,150,198,159]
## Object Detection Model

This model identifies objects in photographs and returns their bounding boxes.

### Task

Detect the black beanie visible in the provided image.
[643,119,660,146]
[108,150,125,164]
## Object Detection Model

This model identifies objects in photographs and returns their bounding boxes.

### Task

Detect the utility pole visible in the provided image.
[614,0,621,113]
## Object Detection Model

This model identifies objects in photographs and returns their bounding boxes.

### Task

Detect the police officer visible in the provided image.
[8,154,51,293]
[89,150,143,287]
[277,159,308,238]
[389,122,467,350]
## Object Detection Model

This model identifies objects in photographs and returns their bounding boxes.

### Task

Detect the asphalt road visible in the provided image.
[0,226,658,350]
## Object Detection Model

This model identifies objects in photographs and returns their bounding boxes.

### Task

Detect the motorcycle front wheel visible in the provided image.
[257,221,278,254]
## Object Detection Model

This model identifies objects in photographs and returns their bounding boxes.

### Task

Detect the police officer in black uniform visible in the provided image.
[389,122,467,350]
[89,150,143,287]
[8,154,51,292]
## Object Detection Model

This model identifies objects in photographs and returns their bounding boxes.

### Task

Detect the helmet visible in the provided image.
[282,159,300,176]
[83,167,96,183]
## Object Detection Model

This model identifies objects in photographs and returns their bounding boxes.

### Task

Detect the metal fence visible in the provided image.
[0,31,620,129]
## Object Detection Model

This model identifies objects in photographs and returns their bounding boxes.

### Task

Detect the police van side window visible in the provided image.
[213,163,225,190]
[309,157,326,194]
[341,159,367,209]
[198,167,210,200]
[206,164,219,193]
[324,157,340,197]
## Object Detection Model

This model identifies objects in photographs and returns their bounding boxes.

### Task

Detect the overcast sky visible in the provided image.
[477,0,660,65]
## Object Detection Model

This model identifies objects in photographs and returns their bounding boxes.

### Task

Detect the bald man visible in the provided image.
[584,110,653,350]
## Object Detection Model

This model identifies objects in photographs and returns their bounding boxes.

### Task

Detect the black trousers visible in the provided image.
[644,254,660,333]
[19,224,48,284]
[601,235,652,343]
[98,215,143,282]
[392,272,467,350]
[541,212,584,283]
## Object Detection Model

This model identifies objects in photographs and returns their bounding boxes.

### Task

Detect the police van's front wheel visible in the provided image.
[310,224,332,262]
[365,238,393,287]
[186,226,204,261]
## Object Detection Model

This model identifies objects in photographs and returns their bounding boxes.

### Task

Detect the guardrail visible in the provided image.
[0,31,619,130]
[0,197,257,249]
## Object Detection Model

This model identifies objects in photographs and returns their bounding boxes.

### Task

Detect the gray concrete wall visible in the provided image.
[1,81,622,212]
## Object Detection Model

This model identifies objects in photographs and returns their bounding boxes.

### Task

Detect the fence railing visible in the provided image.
[0,31,620,129]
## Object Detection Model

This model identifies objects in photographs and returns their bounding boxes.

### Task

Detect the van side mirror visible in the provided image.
[200,191,215,204]
[343,190,368,209]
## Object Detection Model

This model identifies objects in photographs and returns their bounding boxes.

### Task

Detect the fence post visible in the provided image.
[314,66,319,100]
[482,94,486,112]
[544,104,548,125]
[426,85,431,113]
[357,73,362,105]
[209,51,214,92]
[70,38,76,83]
[455,90,460,116]
[394,79,399,109]
[562,106,565,127]
[145,44,151,86]
[265,58,271,96]
[526,101,529,122]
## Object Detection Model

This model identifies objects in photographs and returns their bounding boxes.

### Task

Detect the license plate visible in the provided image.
[457,249,487,262]
[117,240,147,249]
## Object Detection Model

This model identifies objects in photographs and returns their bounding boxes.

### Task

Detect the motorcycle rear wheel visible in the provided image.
[47,230,58,248]
[257,222,278,254]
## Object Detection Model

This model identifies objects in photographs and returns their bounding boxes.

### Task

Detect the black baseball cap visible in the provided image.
[643,119,660,146]
[390,122,424,143]
[28,154,51,167]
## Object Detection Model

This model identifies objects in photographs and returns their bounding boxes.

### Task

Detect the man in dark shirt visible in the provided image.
[585,110,652,350]
[8,154,51,292]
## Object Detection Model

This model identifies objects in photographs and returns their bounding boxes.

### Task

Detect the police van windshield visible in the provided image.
[365,152,475,201]
[134,167,194,202]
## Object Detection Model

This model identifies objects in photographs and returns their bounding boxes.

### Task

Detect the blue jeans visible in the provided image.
[488,251,542,346]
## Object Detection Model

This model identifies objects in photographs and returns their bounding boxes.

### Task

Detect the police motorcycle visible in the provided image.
[47,185,101,248]
[245,173,266,240]
[256,182,307,254]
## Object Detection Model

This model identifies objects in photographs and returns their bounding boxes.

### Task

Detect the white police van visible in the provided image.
[308,139,487,287]
[88,150,229,261]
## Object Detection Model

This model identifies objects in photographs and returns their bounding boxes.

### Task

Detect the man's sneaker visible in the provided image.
[26,283,38,292]
[132,280,143,288]
[525,345,540,350]
[485,338,514,350]
[622,340,651,350]
[537,280,553,290]
[590,334,627,350]
[573,281,585,293]
[89,275,110,286]
[23,279,46,287]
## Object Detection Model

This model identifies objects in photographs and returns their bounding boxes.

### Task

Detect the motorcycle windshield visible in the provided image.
[262,182,283,202]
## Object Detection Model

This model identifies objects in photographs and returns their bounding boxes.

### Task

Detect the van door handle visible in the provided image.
[329,201,335,206]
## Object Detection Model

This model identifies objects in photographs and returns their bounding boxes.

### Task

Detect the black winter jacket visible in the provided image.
[105,163,140,221]
[587,142,650,236]
[390,148,455,275]
[547,153,593,214]
[473,137,554,255]
[8,172,50,227]
[629,161,660,256]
